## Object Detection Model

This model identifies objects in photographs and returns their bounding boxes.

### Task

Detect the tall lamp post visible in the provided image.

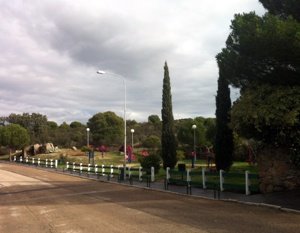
[86,128,90,147]
[97,70,127,180]
[130,128,134,151]
[192,124,197,168]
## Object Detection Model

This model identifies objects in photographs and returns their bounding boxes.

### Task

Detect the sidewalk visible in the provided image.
[127,176,300,212]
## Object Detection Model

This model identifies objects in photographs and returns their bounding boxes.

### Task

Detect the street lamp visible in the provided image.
[86,128,90,147]
[130,128,134,150]
[97,70,127,180]
[192,124,197,168]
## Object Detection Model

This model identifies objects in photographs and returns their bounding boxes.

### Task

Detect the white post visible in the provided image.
[55,160,58,168]
[245,170,250,195]
[80,163,83,173]
[139,167,142,181]
[128,167,131,179]
[38,158,40,166]
[88,164,91,173]
[50,159,53,168]
[166,167,170,180]
[220,170,224,191]
[26,157,28,163]
[14,156,16,162]
[32,158,35,165]
[95,164,98,174]
[20,156,23,163]
[102,164,105,176]
[151,167,155,182]
[187,169,191,182]
[110,165,114,178]
[73,162,76,171]
[66,161,69,170]
[45,159,48,167]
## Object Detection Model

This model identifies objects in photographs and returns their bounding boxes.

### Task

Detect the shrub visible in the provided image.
[176,150,185,161]
[81,146,92,152]
[138,152,161,174]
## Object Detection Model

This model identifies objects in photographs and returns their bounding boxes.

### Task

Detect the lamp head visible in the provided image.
[97,70,106,74]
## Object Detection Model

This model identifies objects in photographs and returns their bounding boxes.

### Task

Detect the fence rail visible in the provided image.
[165,167,259,195]
[12,156,259,195]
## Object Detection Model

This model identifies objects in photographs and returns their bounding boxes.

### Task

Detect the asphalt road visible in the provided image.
[0,163,299,233]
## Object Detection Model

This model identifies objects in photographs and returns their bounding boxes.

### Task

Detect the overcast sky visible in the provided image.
[0,0,265,124]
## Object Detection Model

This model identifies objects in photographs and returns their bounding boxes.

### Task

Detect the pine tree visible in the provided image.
[161,62,177,169]
[214,73,234,171]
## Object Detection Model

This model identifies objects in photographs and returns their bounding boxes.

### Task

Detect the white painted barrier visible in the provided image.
[151,167,155,182]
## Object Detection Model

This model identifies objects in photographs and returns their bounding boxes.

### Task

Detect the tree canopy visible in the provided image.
[87,111,123,145]
[217,12,300,89]
[217,0,300,167]
[259,0,300,20]
[0,124,30,150]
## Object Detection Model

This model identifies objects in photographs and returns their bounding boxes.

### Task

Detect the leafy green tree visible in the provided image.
[148,115,161,124]
[203,118,217,145]
[217,1,300,169]
[161,62,177,169]
[259,0,300,20]
[217,12,300,89]
[87,111,123,145]
[142,135,161,149]
[176,118,207,147]
[214,74,234,171]
[7,113,49,143]
[231,85,300,166]
[0,124,30,160]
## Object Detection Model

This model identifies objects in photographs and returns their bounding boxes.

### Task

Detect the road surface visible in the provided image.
[0,163,299,233]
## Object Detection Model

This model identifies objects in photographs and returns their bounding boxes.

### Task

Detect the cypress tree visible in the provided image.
[161,62,177,169]
[215,73,234,171]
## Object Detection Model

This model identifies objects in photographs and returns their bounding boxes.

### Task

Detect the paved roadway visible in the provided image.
[0,163,299,233]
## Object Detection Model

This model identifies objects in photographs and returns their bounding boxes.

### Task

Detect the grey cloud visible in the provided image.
[0,0,265,124]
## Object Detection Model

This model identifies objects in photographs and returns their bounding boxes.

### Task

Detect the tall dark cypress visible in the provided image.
[215,73,234,171]
[161,62,177,169]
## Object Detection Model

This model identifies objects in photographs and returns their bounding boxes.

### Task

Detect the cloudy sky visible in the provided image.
[0,0,265,124]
